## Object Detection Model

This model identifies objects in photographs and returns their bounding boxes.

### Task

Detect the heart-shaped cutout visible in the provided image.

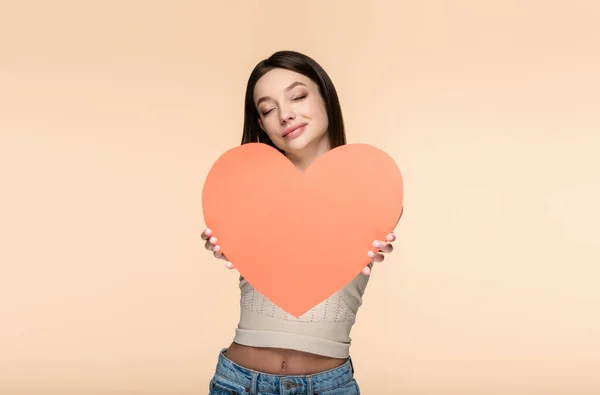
[202,143,403,317]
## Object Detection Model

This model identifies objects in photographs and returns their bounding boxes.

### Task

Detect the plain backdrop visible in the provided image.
[1,1,599,394]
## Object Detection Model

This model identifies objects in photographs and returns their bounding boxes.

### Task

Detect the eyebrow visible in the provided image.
[256,81,307,106]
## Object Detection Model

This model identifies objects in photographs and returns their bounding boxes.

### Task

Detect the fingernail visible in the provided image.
[373,241,380,248]
[213,245,220,252]
[368,251,375,258]
[209,237,217,244]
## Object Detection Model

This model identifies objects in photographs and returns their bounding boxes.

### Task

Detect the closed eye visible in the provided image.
[261,95,306,116]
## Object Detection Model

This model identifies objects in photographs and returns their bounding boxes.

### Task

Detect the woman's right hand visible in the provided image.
[201,228,235,269]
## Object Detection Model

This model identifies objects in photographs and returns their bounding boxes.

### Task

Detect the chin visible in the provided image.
[279,134,314,153]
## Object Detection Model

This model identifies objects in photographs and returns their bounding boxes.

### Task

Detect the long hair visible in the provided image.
[241,50,346,153]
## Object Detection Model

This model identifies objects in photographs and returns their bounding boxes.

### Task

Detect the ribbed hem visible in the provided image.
[233,328,350,359]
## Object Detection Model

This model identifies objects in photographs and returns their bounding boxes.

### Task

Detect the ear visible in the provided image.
[257,118,265,132]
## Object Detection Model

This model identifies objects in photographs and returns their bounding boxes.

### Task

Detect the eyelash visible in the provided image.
[261,95,307,116]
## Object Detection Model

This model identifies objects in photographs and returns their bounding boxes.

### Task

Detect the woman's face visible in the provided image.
[254,68,329,156]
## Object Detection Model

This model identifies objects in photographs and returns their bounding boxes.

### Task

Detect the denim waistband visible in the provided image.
[214,348,355,394]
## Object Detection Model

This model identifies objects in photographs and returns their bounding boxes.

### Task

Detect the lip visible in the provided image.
[283,123,308,138]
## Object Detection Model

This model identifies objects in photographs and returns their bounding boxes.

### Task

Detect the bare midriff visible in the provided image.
[224,342,346,375]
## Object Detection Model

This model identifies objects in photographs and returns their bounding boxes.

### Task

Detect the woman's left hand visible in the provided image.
[363,232,396,275]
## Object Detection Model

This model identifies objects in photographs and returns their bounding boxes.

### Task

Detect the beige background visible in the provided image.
[1,1,599,394]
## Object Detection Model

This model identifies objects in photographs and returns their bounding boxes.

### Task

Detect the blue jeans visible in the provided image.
[208,348,360,394]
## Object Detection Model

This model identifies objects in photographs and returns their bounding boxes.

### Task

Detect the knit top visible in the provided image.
[232,264,371,359]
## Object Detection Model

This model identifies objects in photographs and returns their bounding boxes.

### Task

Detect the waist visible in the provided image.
[234,308,354,358]
[216,347,355,393]
[224,342,346,375]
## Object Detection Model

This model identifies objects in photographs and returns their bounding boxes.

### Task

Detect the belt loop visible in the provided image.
[307,375,313,395]
[250,372,258,394]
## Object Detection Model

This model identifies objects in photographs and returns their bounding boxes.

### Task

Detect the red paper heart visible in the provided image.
[202,143,403,317]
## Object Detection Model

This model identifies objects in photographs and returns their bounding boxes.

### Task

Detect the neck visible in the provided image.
[285,136,331,171]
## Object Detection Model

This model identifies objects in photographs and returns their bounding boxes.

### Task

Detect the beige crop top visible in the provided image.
[232,263,372,359]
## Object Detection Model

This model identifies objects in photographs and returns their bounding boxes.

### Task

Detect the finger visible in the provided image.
[225,261,235,270]
[373,240,393,253]
[204,237,218,251]
[386,232,396,242]
[212,244,227,258]
[362,261,375,276]
[368,250,385,263]
[201,228,212,240]
[213,245,231,261]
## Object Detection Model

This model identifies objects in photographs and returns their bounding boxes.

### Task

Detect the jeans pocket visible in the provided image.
[208,374,248,395]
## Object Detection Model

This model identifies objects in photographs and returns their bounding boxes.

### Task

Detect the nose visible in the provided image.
[279,103,295,124]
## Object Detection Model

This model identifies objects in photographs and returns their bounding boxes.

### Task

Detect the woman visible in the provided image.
[201,50,397,394]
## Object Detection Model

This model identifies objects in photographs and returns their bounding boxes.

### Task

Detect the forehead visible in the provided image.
[253,69,315,101]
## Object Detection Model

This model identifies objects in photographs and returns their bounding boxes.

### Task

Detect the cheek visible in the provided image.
[262,118,281,139]
[304,99,326,120]
[312,104,328,128]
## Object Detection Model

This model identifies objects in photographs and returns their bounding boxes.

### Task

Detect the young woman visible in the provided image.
[201,50,397,394]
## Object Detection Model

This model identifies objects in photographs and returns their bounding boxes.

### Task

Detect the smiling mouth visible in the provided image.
[283,124,307,139]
